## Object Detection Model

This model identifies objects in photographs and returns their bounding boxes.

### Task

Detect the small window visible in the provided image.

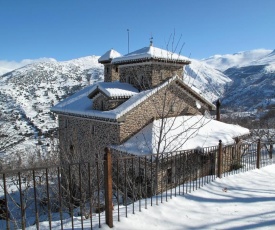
[65,119,68,128]
[101,101,104,110]
[115,67,118,72]
[167,168,172,184]
[106,67,109,73]
[170,103,176,113]
[160,72,164,80]
[69,145,74,154]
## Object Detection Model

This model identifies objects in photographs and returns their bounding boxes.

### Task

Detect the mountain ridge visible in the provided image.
[202,49,273,71]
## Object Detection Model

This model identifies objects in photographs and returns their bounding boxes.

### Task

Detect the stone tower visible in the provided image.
[98,49,121,82]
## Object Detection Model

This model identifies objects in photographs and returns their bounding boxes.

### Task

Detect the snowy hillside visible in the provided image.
[0,58,57,76]
[202,49,272,71]
[0,67,12,76]
[0,56,103,157]
[184,59,231,102]
[222,64,275,111]
[202,49,275,111]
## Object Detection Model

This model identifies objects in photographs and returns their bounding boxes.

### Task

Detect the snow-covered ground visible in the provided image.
[24,164,275,230]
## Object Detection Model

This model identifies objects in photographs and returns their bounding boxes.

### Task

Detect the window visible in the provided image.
[106,67,109,73]
[170,103,176,113]
[69,145,74,155]
[115,67,118,72]
[101,101,104,110]
[65,119,68,128]
[167,168,172,184]
[160,72,164,80]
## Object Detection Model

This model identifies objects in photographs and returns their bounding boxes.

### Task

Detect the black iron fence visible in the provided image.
[111,140,274,224]
[0,162,105,230]
[0,140,274,229]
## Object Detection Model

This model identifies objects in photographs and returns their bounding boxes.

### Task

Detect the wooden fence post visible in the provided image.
[216,99,221,121]
[256,139,261,169]
[217,140,222,178]
[104,147,113,228]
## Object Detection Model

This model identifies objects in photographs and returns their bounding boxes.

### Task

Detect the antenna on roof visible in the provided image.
[127,29,130,54]
[150,34,153,46]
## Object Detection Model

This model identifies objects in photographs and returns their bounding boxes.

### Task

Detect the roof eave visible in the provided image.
[112,57,191,65]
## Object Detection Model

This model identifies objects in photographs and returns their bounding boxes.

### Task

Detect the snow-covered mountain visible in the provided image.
[0,56,103,157]
[0,58,57,76]
[201,49,275,111]
[184,59,231,102]
[202,49,273,71]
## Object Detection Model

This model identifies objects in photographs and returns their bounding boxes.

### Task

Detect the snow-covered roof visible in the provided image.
[98,49,122,63]
[88,81,139,99]
[51,76,215,121]
[112,46,191,64]
[113,115,250,155]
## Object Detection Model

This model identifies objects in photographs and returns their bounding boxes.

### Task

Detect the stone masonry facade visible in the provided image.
[92,93,127,111]
[58,115,120,164]
[119,81,208,143]
[104,63,120,82]
[119,62,183,90]
[58,79,210,163]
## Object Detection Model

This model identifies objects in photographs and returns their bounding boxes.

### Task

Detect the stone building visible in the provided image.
[51,44,217,164]
[51,44,250,198]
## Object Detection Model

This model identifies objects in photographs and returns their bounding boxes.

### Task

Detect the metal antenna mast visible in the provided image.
[127,29,130,54]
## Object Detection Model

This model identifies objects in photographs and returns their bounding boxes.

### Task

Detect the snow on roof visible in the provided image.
[113,115,250,155]
[51,77,174,120]
[51,81,140,120]
[51,76,215,121]
[98,49,122,63]
[112,46,191,64]
[88,81,139,98]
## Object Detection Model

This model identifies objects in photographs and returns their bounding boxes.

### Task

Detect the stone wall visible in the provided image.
[103,63,120,82]
[93,93,127,111]
[58,115,120,164]
[119,81,208,143]
[58,79,210,165]
[119,62,184,90]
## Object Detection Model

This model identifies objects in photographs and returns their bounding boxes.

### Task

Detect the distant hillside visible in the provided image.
[184,58,231,102]
[202,49,273,71]
[0,56,103,157]
[202,49,275,111]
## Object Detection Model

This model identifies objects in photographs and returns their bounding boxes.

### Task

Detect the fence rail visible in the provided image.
[0,140,274,229]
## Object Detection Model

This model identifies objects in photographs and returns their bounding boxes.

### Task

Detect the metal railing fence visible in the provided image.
[0,140,274,229]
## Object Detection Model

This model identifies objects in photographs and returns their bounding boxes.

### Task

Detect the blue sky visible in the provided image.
[0,0,274,61]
